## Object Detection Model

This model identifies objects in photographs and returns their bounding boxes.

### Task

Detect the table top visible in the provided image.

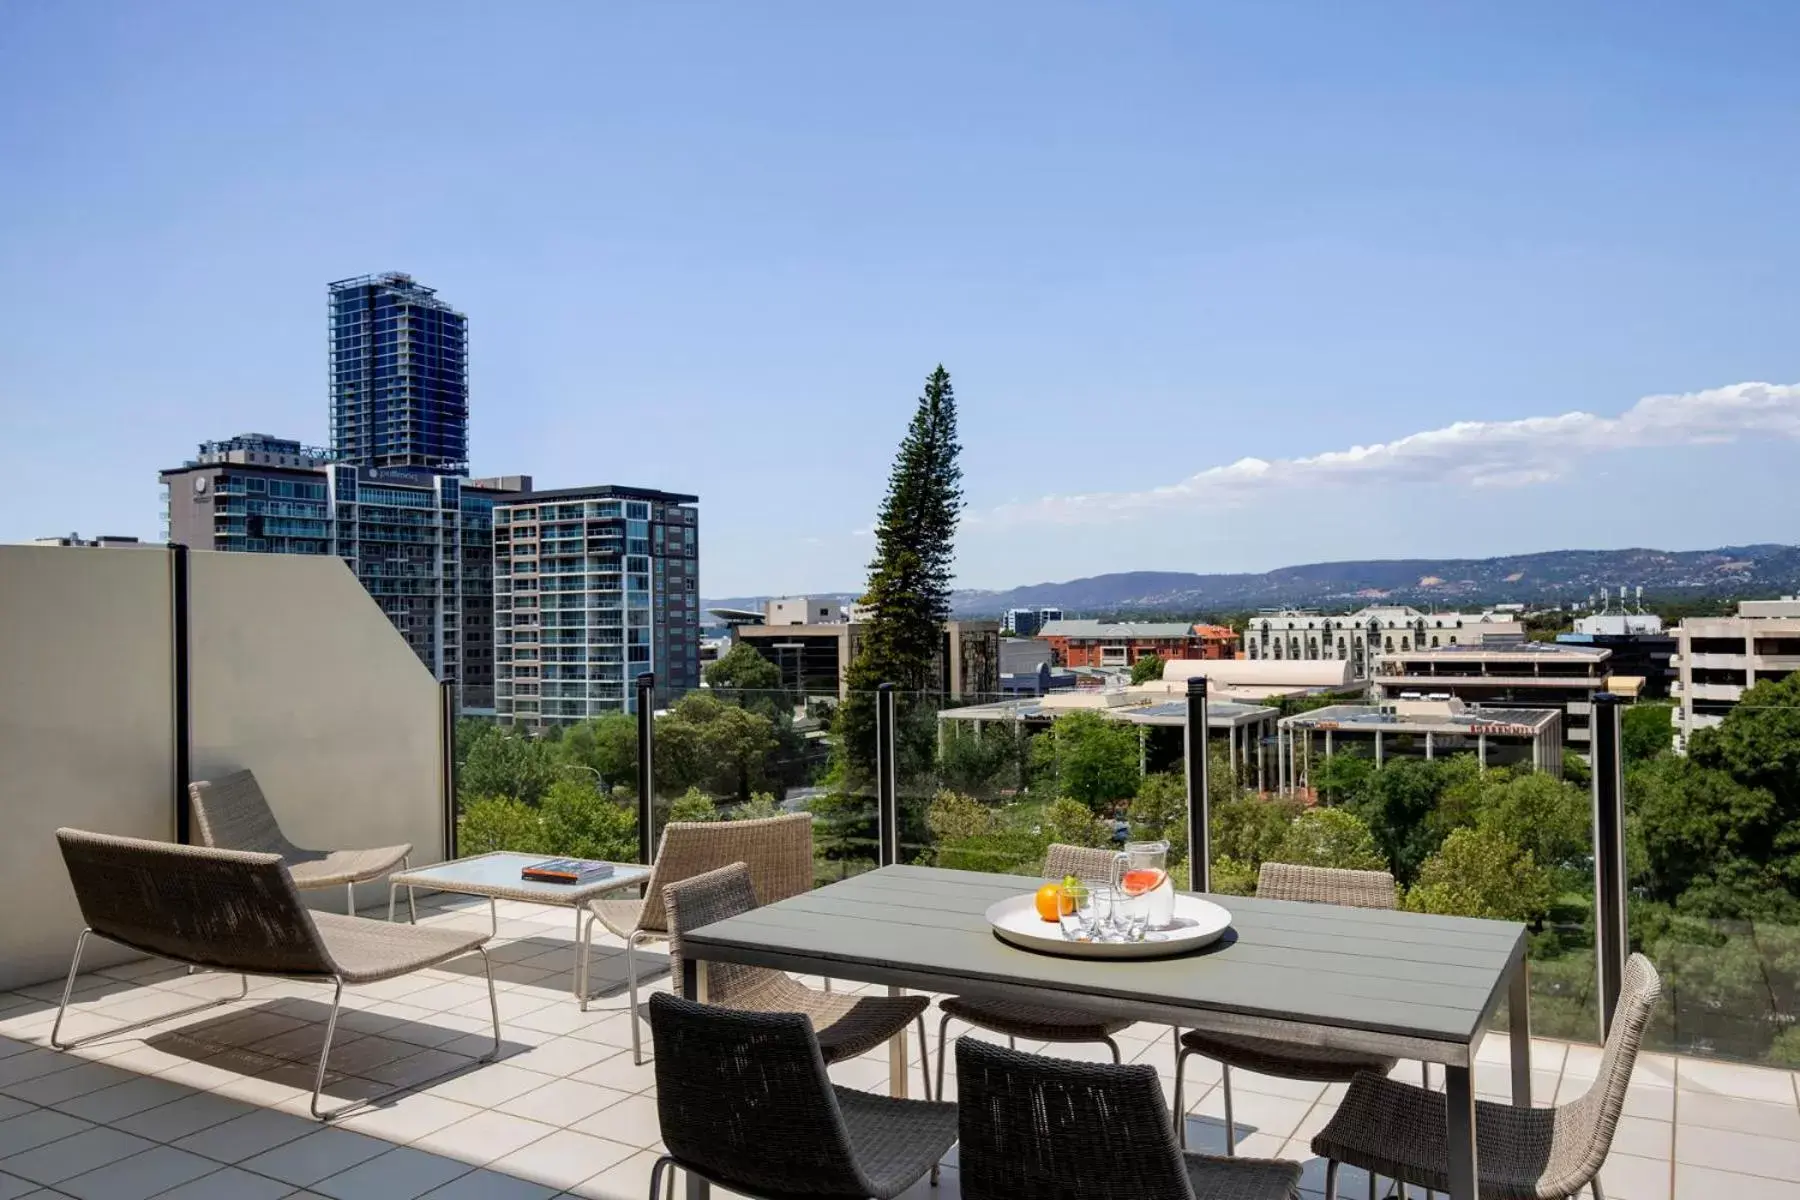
[681,864,1526,1051]
[391,852,650,904]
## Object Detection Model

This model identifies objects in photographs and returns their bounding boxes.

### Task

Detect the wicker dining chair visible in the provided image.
[646,992,959,1200]
[51,828,500,1122]
[188,770,413,918]
[1175,862,1412,1155]
[933,843,1133,1099]
[956,1038,1303,1200]
[662,862,933,1098]
[1311,954,1662,1200]
[579,811,814,1061]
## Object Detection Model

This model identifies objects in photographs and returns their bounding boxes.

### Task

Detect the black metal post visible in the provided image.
[876,683,898,867]
[170,543,192,844]
[1184,675,1210,892]
[440,680,458,861]
[636,673,656,864]
[1591,692,1629,1040]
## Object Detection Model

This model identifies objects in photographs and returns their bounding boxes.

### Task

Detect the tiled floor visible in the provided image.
[0,893,1794,1199]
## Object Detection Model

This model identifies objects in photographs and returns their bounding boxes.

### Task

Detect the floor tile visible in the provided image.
[567,1053,656,1095]
[233,1126,389,1187]
[1594,1151,1671,1200]
[172,1107,317,1164]
[148,1165,294,1199]
[502,1038,618,1079]
[1678,1057,1800,1105]
[55,1144,219,1200]
[0,1109,92,1157]
[1673,1163,1799,1200]
[570,1093,660,1149]
[113,1092,258,1143]
[51,1076,197,1124]
[2,1063,140,1108]
[416,1063,547,1108]
[0,1174,37,1200]
[0,1052,82,1093]
[415,1166,559,1199]
[0,1125,154,1185]
[308,1146,474,1200]
[1610,1114,1673,1160]
[364,1049,476,1090]
[566,1147,669,1200]
[1674,1122,1800,1181]
[411,1110,558,1166]
[496,1079,629,1127]
[1677,1089,1800,1140]
[484,1129,635,1190]
[339,1092,481,1144]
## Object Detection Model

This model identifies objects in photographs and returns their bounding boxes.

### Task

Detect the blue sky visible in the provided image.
[3,2,1798,596]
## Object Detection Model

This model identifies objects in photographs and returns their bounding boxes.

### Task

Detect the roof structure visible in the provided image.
[1038,619,1196,639]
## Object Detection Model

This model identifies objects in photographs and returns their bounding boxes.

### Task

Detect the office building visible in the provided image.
[1278,697,1564,795]
[1245,605,1524,679]
[492,485,700,726]
[160,434,522,712]
[734,618,1001,701]
[1373,641,1612,749]
[1037,620,1237,669]
[764,597,842,625]
[1558,610,1676,699]
[1001,606,1063,637]
[329,273,469,473]
[1674,597,1800,746]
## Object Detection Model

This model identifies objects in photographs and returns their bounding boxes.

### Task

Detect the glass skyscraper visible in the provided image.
[328,273,469,473]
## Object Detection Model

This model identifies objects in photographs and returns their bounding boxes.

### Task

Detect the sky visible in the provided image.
[3,2,1798,597]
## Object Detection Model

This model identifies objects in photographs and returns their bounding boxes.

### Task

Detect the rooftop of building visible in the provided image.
[1037,619,1198,639]
[1282,698,1562,735]
[934,693,1277,728]
[1379,641,1612,662]
[326,271,463,314]
[499,484,700,505]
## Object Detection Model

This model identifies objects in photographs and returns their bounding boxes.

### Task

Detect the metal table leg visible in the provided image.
[1509,949,1532,1107]
[1444,1062,1479,1200]
[888,985,909,1098]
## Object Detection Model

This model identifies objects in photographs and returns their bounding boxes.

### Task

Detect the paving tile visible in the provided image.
[363,1049,476,1090]
[338,1092,481,1144]
[415,1167,560,1199]
[235,1127,390,1187]
[1677,1089,1800,1140]
[0,1109,92,1157]
[173,1108,317,1164]
[1678,1056,1799,1105]
[502,1038,618,1079]
[0,1174,37,1200]
[1187,1085,1312,1144]
[1610,1114,1672,1160]
[495,1079,629,1127]
[55,1144,219,1200]
[569,1093,660,1149]
[1593,1150,1670,1200]
[1673,1163,1799,1200]
[51,1075,197,1124]
[411,1110,558,1166]
[1674,1122,1800,1181]
[484,1129,635,1190]
[0,1101,28,1127]
[309,1146,474,1200]
[112,1092,258,1143]
[0,1053,83,1093]
[565,1147,670,1199]
[416,1063,547,1109]
[147,1165,294,1199]
[3,1063,141,1108]
[0,1125,154,1185]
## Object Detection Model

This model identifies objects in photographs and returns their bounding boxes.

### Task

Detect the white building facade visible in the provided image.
[1243,605,1525,679]
[1674,598,1800,746]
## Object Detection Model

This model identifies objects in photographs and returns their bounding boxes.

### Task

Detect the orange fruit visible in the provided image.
[1034,882,1071,922]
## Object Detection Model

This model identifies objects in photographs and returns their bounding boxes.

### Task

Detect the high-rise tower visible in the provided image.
[328,273,469,473]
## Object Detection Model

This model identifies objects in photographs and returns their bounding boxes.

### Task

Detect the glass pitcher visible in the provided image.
[1114,840,1174,930]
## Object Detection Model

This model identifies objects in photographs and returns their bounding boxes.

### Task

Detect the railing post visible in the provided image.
[1184,676,1210,892]
[876,683,898,867]
[170,543,192,844]
[636,672,656,865]
[1591,691,1629,1041]
[440,679,458,861]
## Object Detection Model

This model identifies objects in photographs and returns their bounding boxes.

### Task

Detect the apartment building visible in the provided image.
[1001,606,1063,637]
[160,435,520,712]
[735,619,1001,700]
[1037,620,1236,668]
[764,597,841,625]
[492,485,700,726]
[328,273,469,473]
[1557,610,1676,698]
[1674,597,1800,745]
[1245,605,1524,679]
[1373,641,1611,749]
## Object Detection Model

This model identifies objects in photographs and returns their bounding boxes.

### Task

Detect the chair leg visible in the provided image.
[346,881,355,916]
[1221,1062,1236,1156]
[1324,1160,1339,1200]
[647,1154,674,1200]
[1103,1036,1121,1064]
[915,1014,932,1101]
[52,931,250,1051]
[310,976,347,1121]
[1591,1180,1606,1200]
[402,856,417,924]
[1173,1047,1192,1148]
[628,930,646,1065]
[934,1011,954,1105]
[478,945,502,1059]
[578,910,595,1012]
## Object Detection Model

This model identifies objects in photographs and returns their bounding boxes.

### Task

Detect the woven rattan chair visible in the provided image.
[50,828,499,1121]
[646,992,958,1200]
[933,843,1131,1099]
[663,862,933,1099]
[1311,954,1662,1200]
[1175,861,1412,1157]
[580,812,813,1060]
[956,1037,1303,1200]
[189,770,413,917]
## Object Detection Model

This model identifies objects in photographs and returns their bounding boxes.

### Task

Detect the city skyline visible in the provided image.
[4,3,1800,594]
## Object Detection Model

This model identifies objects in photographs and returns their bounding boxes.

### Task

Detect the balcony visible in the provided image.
[3,551,1796,1199]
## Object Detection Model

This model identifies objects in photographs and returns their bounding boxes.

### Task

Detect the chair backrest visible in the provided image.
[648,992,869,1196]
[639,812,812,934]
[956,1037,1194,1200]
[1044,842,1118,883]
[55,828,335,977]
[1547,953,1663,1195]
[663,862,773,1005]
[187,770,304,859]
[1257,861,1396,910]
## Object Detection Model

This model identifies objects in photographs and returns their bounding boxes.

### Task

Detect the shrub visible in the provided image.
[1270,808,1387,871]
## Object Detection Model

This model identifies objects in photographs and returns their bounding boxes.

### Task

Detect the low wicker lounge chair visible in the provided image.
[662,862,932,1098]
[1175,862,1411,1155]
[646,992,958,1200]
[956,1037,1303,1200]
[189,769,413,917]
[51,828,500,1121]
[579,812,813,1065]
[932,843,1134,1099]
[1311,954,1662,1200]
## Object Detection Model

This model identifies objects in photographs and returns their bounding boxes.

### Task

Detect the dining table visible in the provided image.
[678,864,1532,1200]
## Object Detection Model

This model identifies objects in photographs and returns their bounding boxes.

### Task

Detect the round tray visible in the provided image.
[986,892,1232,960]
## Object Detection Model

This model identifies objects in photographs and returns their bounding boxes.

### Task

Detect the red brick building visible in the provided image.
[1037,620,1238,669]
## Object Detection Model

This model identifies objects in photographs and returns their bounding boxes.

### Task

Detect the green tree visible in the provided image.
[557,712,637,790]
[1030,710,1141,813]
[1129,653,1166,685]
[1270,808,1388,871]
[1404,828,1552,922]
[1313,752,1376,806]
[1622,703,1674,764]
[1626,755,1790,915]
[836,366,965,782]
[1127,772,1185,841]
[1210,795,1303,868]
[704,641,783,694]
[667,787,721,823]
[1345,756,1480,883]
[1560,749,1592,788]
[1472,771,1592,874]
[1044,797,1110,848]
[459,732,557,806]
[539,779,638,860]
[656,692,780,802]
[459,796,546,854]
[732,792,783,821]
[937,722,1028,799]
[1690,673,1800,815]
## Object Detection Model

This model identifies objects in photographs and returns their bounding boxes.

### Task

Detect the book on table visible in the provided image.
[521,858,616,885]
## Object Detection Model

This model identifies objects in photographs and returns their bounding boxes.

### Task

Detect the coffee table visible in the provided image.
[388,851,652,1000]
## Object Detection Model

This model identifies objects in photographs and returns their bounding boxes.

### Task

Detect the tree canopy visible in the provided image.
[1129,653,1166,685]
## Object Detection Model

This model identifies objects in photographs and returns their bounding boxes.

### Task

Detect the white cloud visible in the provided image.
[976,381,1800,527]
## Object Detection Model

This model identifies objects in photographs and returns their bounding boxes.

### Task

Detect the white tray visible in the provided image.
[986,891,1233,960]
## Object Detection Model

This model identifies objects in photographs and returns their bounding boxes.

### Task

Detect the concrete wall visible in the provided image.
[0,546,177,986]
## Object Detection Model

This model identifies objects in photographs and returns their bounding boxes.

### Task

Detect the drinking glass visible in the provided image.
[1057,880,1095,941]
[1109,886,1150,942]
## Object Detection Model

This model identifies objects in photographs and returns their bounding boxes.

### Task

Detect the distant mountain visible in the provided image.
[705,545,1800,620]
